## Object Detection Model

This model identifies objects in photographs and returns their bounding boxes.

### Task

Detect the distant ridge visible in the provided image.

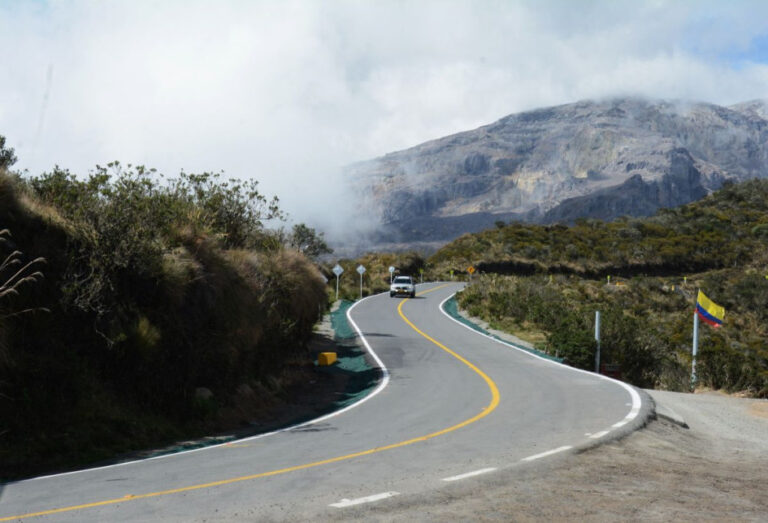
[347,98,768,246]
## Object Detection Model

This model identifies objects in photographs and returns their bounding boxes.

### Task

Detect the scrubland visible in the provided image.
[430,180,768,396]
[0,162,327,479]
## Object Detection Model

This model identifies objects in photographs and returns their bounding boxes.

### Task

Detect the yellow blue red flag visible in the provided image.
[696,290,725,328]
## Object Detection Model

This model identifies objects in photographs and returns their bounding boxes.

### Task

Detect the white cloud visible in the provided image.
[1,0,768,235]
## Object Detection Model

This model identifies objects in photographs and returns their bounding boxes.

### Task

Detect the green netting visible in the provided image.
[321,299,379,408]
[330,300,358,341]
[443,297,489,336]
[443,296,563,363]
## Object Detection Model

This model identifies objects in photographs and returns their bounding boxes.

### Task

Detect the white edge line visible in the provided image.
[589,430,610,439]
[442,467,497,482]
[25,291,396,483]
[438,292,644,431]
[329,491,399,508]
[521,446,572,462]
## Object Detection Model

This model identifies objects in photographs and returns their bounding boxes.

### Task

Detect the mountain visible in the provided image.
[347,98,768,245]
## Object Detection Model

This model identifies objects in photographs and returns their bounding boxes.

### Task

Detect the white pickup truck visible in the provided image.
[390,275,416,298]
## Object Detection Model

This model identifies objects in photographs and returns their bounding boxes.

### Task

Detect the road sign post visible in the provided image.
[332,264,344,301]
[594,310,601,373]
[691,309,699,389]
[356,264,366,299]
[388,265,395,284]
[467,266,475,281]
[419,267,424,283]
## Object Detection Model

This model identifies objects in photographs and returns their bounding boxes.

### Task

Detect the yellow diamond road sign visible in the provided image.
[467,266,475,274]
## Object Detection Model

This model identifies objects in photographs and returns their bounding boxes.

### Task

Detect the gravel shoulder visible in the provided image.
[334,390,768,522]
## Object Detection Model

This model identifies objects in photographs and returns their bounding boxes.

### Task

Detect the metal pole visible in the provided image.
[335,274,339,301]
[359,272,363,299]
[594,310,601,373]
[691,309,699,389]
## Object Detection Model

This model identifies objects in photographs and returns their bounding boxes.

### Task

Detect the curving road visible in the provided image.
[0,282,648,521]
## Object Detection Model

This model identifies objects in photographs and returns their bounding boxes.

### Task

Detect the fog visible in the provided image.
[2,1,768,239]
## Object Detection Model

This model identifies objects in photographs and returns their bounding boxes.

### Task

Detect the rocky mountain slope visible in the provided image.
[348,98,768,244]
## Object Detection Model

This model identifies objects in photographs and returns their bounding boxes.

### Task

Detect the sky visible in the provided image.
[2,0,768,234]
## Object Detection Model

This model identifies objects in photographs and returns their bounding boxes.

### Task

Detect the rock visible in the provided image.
[347,97,768,245]
[543,148,709,223]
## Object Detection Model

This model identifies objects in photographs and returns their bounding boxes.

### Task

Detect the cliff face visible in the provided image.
[348,98,768,242]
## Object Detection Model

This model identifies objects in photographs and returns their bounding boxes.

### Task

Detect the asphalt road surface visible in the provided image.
[0,282,648,521]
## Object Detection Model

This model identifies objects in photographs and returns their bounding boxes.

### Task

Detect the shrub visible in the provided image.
[454,270,766,394]
[0,162,329,478]
[546,312,595,370]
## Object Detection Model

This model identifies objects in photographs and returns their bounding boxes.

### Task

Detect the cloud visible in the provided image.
[1,0,767,236]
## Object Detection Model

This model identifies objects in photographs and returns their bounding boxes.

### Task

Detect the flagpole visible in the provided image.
[691,306,699,390]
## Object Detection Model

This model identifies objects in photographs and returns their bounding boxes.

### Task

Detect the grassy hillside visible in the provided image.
[429,180,768,396]
[0,160,327,479]
[429,179,768,278]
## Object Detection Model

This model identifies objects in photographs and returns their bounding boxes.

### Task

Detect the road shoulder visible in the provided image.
[336,391,768,521]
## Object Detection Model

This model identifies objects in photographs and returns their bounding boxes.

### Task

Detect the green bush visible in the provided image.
[429,179,768,277]
[435,179,768,395]
[0,162,327,479]
[546,312,595,370]
[454,269,767,395]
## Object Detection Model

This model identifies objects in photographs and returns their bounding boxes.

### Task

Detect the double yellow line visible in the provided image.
[2,285,500,521]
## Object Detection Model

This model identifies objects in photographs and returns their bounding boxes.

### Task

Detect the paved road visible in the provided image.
[0,283,647,521]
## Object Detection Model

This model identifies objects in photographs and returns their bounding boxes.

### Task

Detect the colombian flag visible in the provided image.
[696,290,725,328]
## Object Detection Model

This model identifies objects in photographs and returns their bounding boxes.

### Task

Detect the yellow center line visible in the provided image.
[2,283,500,521]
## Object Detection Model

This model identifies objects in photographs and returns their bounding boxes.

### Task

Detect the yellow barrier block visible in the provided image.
[318,352,337,366]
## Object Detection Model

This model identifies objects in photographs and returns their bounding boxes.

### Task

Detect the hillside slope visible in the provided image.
[0,165,327,479]
[428,179,768,396]
[349,98,768,243]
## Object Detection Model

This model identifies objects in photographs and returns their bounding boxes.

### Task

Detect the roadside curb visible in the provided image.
[574,387,655,453]
[443,296,563,363]
[645,391,690,428]
[438,293,655,455]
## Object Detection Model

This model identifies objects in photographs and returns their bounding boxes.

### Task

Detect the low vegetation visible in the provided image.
[430,179,768,278]
[434,180,768,397]
[0,138,327,479]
